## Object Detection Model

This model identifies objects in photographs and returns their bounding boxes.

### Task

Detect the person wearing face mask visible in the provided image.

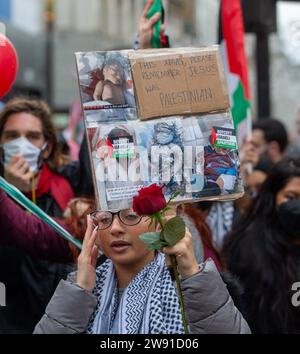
[222,158,300,333]
[0,98,74,211]
[0,97,75,333]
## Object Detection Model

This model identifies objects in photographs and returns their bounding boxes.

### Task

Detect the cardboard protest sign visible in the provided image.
[75,47,243,211]
[129,47,230,120]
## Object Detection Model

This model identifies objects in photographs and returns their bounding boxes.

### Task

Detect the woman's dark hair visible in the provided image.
[253,118,288,153]
[222,158,300,333]
[107,127,133,142]
[0,97,61,171]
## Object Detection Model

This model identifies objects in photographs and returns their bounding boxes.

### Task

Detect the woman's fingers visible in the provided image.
[82,216,95,248]
[163,242,182,257]
[14,157,26,170]
[162,228,193,255]
[155,213,178,233]
[162,230,199,278]
[11,156,29,173]
[20,161,31,174]
[23,170,34,181]
[87,227,98,250]
[78,226,98,268]
[85,225,98,257]
[148,12,161,26]
[142,0,154,19]
[8,155,20,165]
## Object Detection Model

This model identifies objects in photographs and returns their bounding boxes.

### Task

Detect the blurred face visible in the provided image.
[1,113,45,148]
[214,147,228,155]
[95,210,155,269]
[252,129,267,157]
[246,170,267,194]
[156,127,174,145]
[103,64,123,85]
[96,138,112,159]
[296,111,300,135]
[276,177,300,206]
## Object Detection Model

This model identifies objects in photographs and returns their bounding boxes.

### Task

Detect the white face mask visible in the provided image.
[1,136,47,173]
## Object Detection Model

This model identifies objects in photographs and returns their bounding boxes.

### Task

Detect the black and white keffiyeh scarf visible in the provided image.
[86,253,184,334]
[206,201,235,251]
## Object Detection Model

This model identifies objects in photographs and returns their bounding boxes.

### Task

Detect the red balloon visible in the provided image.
[0,33,19,99]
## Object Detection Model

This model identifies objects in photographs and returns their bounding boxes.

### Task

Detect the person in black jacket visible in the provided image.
[0,97,75,333]
[223,158,300,333]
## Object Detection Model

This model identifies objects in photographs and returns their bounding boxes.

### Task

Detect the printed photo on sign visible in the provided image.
[198,113,240,197]
[181,114,241,198]
[76,51,136,110]
[211,126,238,150]
[76,49,245,210]
[134,118,186,198]
[87,125,144,210]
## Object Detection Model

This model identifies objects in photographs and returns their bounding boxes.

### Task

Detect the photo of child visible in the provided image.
[76,51,136,110]
[203,145,238,195]
[86,110,243,209]
[135,118,185,198]
[93,59,125,104]
[88,124,144,210]
[182,115,241,198]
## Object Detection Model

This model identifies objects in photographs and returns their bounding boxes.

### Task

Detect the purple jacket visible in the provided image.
[0,189,73,263]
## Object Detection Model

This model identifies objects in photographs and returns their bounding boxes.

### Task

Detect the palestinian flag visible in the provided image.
[147,0,169,48]
[219,0,251,146]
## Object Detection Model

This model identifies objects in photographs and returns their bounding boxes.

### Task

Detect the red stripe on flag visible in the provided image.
[211,128,217,145]
[221,0,250,99]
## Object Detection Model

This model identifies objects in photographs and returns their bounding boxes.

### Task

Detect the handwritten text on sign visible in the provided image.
[130,49,229,120]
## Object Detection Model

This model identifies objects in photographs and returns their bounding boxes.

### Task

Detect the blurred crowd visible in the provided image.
[0,0,300,335]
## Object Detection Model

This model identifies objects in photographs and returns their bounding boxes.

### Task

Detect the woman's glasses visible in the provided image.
[90,209,142,230]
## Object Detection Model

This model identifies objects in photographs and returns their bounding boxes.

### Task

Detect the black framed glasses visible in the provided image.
[90,209,143,230]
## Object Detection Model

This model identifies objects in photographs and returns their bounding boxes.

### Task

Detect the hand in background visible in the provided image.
[240,138,259,181]
[138,0,165,49]
[4,155,34,192]
[76,216,99,292]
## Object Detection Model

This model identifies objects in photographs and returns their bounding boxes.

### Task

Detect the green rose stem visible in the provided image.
[154,212,189,334]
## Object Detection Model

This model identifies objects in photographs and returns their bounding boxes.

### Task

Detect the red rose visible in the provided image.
[133,184,167,215]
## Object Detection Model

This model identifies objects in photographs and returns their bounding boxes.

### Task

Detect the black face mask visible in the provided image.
[277,200,300,239]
